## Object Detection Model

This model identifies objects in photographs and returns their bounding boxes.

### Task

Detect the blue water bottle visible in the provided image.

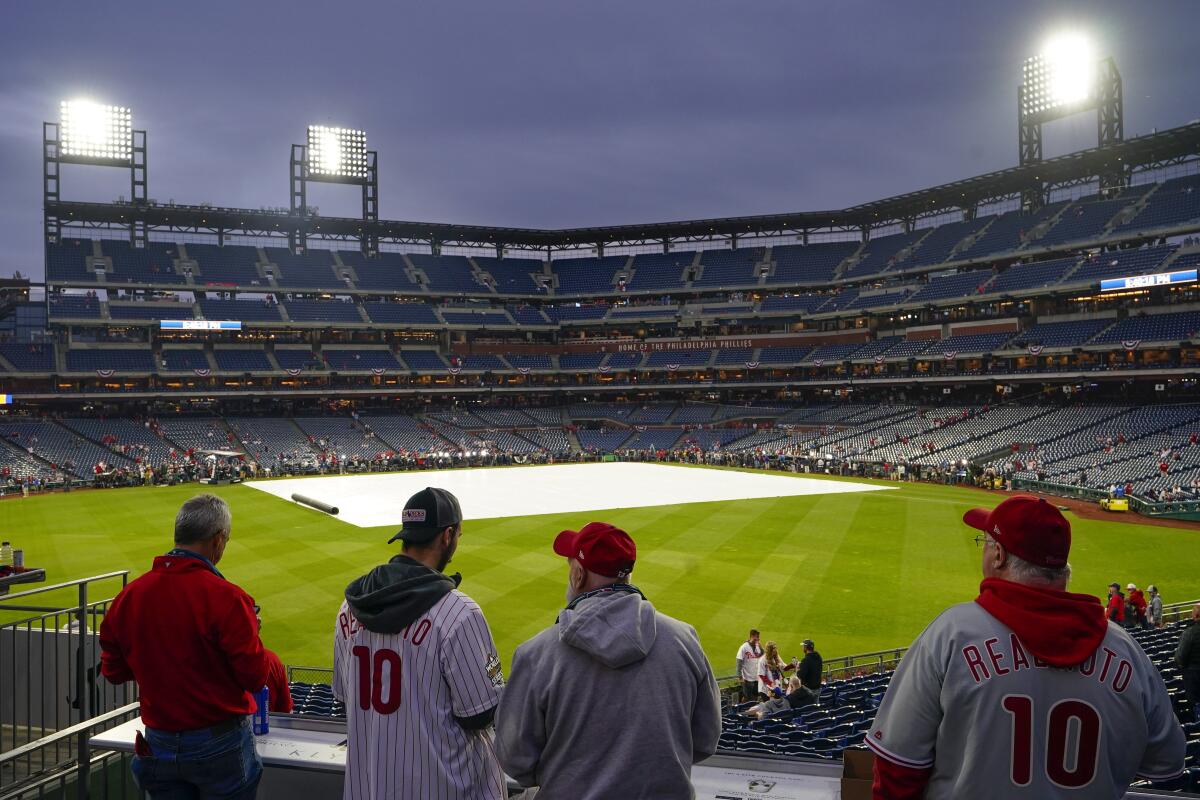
[253,686,270,735]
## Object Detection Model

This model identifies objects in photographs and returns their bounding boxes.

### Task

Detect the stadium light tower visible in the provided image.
[44,99,148,245]
[1018,33,1124,206]
[290,125,378,254]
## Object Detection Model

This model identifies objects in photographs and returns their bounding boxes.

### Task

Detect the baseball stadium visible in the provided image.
[2,5,1200,799]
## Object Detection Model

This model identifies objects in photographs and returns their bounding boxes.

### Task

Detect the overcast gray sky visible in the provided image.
[1,0,1197,279]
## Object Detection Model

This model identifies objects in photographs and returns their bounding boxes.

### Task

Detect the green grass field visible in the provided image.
[3,467,1197,675]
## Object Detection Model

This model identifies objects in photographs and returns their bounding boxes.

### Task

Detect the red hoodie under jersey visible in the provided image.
[873,578,1108,799]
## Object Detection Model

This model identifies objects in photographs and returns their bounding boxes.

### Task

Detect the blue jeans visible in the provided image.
[132,717,262,800]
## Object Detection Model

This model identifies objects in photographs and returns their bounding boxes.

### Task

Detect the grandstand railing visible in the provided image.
[0,573,136,800]
[0,702,140,800]
[1012,478,1200,517]
[0,572,134,797]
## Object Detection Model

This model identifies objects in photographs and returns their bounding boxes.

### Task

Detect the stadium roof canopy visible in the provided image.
[48,121,1200,253]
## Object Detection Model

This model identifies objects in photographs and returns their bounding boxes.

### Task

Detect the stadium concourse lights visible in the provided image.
[1021,32,1098,117]
[307,125,368,180]
[59,99,132,161]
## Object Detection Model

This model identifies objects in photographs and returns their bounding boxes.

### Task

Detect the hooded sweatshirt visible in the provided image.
[869,578,1185,799]
[494,588,722,800]
[343,554,460,633]
[335,555,506,800]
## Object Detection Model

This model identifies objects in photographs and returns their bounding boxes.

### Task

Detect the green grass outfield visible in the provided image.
[3,467,1197,674]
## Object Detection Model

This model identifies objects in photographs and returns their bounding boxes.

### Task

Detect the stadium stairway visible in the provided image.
[1021,203,1073,248]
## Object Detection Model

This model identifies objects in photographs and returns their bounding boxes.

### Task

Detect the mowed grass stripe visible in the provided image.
[3,473,1199,672]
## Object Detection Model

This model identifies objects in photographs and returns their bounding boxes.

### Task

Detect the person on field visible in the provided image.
[494,521,721,799]
[100,494,292,800]
[868,495,1184,799]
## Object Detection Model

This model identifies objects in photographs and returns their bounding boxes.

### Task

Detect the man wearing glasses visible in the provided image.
[100,494,292,799]
[867,495,1184,799]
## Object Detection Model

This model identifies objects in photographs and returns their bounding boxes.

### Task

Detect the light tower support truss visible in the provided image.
[1018,55,1124,209]
[289,129,378,255]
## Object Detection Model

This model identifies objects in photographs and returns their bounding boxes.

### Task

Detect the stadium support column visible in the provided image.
[42,122,61,246]
[290,144,307,252]
[1096,58,1126,192]
[42,122,58,323]
[362,150,378,256]
[1018,85,1044,212]
[130,130,148,248]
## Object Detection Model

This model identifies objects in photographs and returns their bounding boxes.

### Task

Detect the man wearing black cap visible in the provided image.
[867,495,1184,799]
[494,521,722,799]
[333,487,505,800]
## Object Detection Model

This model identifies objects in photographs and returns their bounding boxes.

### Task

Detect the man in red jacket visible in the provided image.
[100,494,291,799]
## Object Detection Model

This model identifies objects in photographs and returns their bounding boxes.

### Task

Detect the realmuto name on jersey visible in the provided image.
[961,635,1135,693]
[337,610,433,647]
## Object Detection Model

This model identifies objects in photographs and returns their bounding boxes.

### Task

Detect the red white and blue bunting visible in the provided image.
[1122,340,1141,351]
[1027,345,1044,356]
[194,368,211,377]
[942,351,958,361]
[285,368,302,377]
[744,361,760,369]
[96,369,115,378]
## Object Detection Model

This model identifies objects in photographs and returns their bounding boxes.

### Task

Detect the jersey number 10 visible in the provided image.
[1002,695,1101,788]
[352,646,403,714]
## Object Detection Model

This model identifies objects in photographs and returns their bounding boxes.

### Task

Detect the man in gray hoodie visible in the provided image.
[494,521,722,799]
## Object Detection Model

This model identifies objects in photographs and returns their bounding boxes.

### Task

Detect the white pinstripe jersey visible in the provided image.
[333,590,506,800]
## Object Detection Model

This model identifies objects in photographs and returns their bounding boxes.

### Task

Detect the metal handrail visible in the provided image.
[0,703,139,765]
[0,571,129,605]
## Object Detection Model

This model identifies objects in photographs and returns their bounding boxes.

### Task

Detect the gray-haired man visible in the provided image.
[100,494,291,800]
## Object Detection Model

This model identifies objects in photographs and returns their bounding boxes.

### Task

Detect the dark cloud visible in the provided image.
[1,0,1197,278]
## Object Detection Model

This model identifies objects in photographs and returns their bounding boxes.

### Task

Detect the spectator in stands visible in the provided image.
[1105,582,1127,626]
[796,638,823,693]
[757,641,795,697]
[736,629,764,702]
[745,686,790,720]
[335,487,506,800]
[1147,585,1164,629]
[1128,583,1148,628]
[868,495,1184,798]
[99,494,292,799]
[494,521,721,799]
[1177,604,1200,723]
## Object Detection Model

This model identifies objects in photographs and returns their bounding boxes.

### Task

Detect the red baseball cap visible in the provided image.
[963,495,1071,568]
[553,522,636,579]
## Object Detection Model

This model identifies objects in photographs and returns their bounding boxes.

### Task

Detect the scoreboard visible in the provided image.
[159,320,242,330]
[1100,268,1197,292]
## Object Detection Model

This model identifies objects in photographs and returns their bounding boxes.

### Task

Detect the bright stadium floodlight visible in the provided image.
[306,125,368,180]
[1020,33,1097,118]
[59,99,132,161]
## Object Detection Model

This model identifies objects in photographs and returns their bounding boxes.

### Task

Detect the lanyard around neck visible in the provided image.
[164,548,225,580]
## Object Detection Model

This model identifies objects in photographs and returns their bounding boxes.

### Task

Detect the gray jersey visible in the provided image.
[333,590,506,800]
[868,602,1185,799]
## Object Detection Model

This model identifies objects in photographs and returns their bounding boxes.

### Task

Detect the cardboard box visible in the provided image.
[841,748,875,800]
